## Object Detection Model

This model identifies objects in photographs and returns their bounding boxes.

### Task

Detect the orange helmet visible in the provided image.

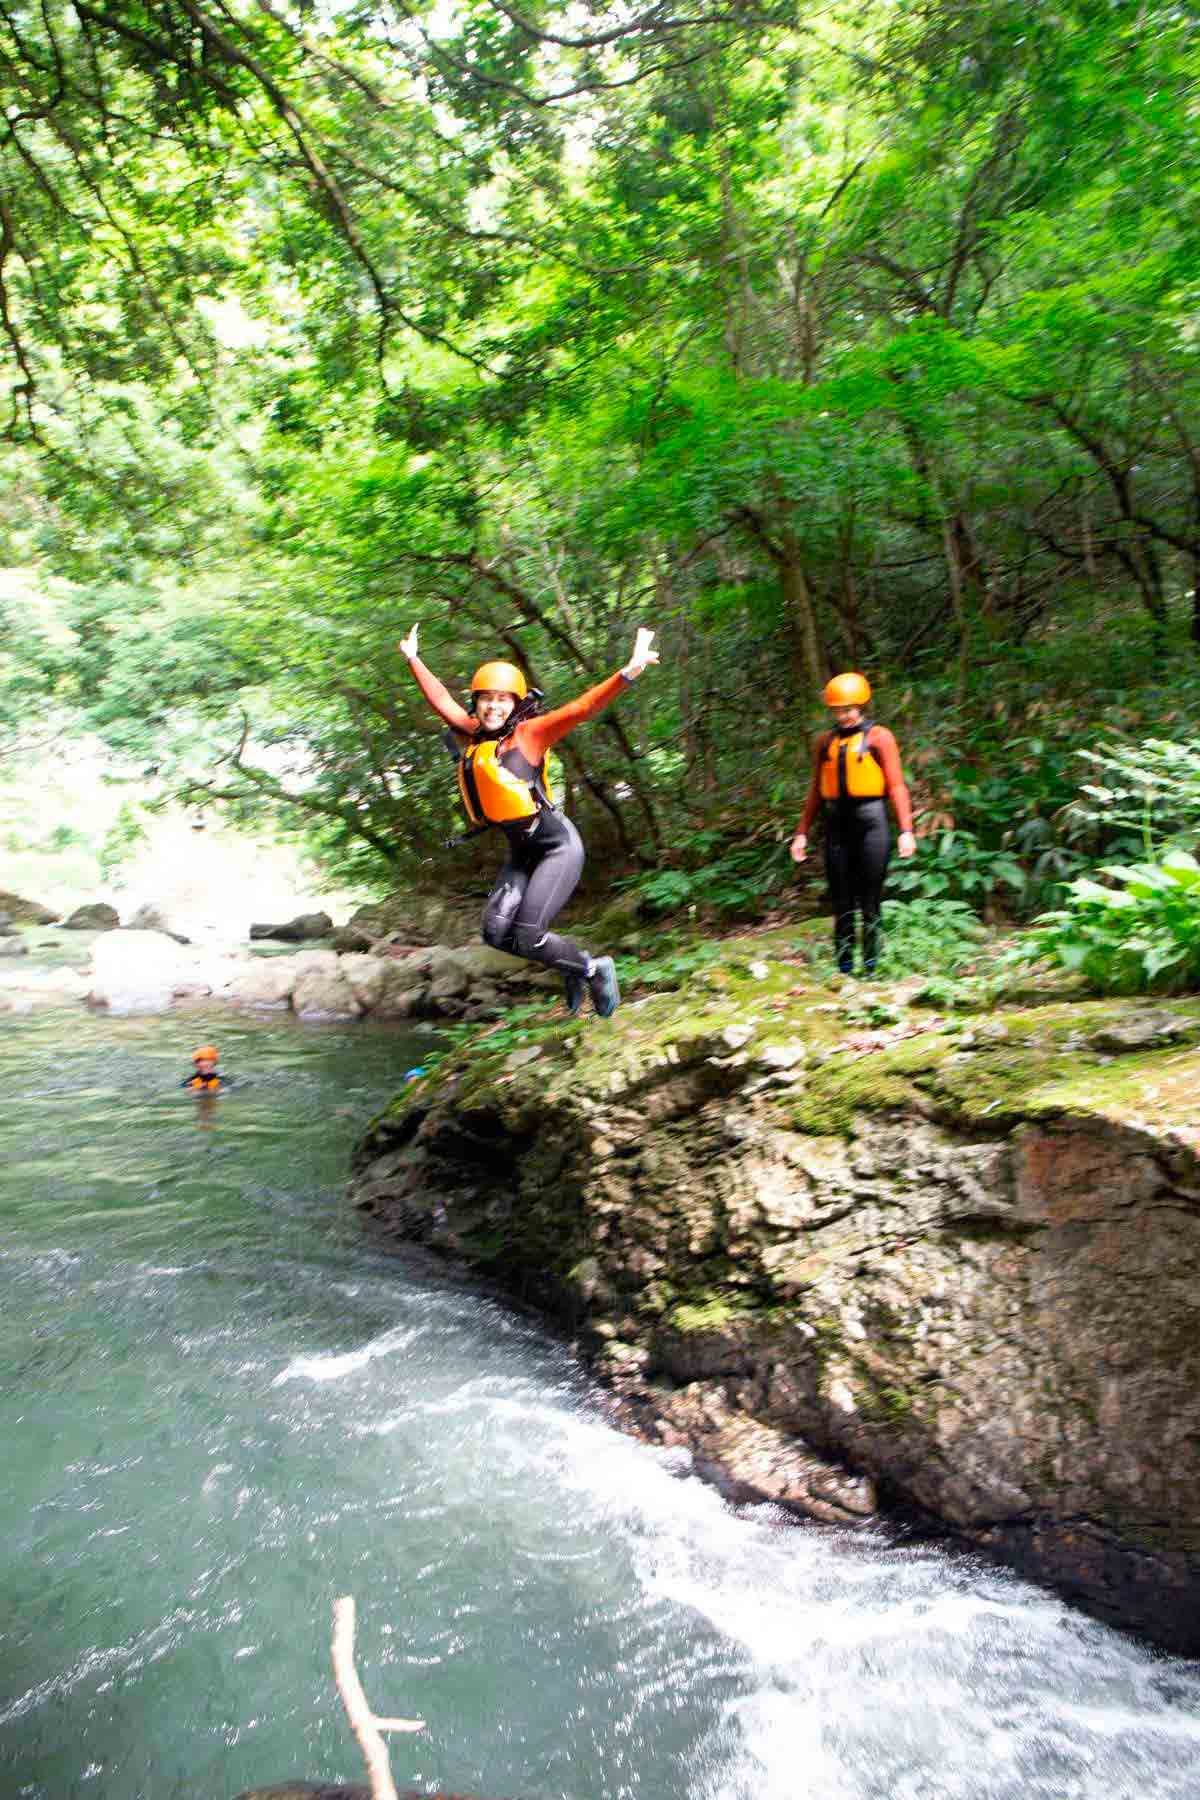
[470,660,528,700]
[192,1045,219,1063]
[823,672,871,707]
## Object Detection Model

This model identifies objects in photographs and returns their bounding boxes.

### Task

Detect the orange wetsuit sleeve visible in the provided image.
[514,671,629,761]
[406,654,478,734]
[870,726,913,833]
[797,736,828,837]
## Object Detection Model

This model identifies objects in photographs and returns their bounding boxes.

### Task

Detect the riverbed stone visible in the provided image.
[227,957,299,1008]
[292,963,362,1019]
[249,911,333,943]
[369,951,436,1019]
[0,889,59,925]
[338,953,390,1010]
[0,934,28,956]
[347,941,1200,1655]
[88,928,193,1012]
[63,901,120,931]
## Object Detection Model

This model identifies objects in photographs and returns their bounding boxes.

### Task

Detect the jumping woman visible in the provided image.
[398,624,659,1017]
[790,672,916,976]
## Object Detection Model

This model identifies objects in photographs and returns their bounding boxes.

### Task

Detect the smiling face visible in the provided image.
[831,703,864,729]
[475,688,518,731]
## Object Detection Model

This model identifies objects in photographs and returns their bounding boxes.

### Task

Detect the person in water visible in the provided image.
[790,673,916,976]
[181,1045,229,1091]
[398,623,659,1017]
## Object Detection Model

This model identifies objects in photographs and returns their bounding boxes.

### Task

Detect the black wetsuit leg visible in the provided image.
[824,800,891,973]
[481,811,592,977]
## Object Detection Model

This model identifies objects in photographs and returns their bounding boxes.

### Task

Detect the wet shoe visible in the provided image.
[563,970,586,1014]
[587,955,621,1018]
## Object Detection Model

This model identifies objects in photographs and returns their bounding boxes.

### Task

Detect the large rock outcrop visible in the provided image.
[0,889,59,925]
[348,933,1200,1652]
[63,901,120,930]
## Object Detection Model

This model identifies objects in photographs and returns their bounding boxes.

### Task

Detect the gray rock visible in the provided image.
[1089,1011,1193,1054]
[428,964,470,1002]
[227,958,299,1008]
[292,965,362,1020]
[369,951,435,1019]
[0,889,59,925]
[63,902,120,931]
[337,954,390,1011]
[436,944,528,984]
[249,911,333,943]
[330,925,375,953]
[88,928,192,1012]
[0,935,28,956]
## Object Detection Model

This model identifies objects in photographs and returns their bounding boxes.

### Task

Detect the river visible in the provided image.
[2,1003,1198,1800]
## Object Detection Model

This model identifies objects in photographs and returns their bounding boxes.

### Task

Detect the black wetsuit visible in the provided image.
[481,810,591,977]
[824,798,891,974]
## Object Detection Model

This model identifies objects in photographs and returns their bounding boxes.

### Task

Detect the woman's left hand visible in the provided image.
[621,627,660,680]
[898,831,917,859]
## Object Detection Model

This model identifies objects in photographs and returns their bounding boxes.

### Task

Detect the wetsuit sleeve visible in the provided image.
[797,737,827,836]
[515,671,629,759]
[871,727,914,833]
[405,654,477,734]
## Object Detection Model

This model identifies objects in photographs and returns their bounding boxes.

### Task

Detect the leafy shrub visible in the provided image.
[1029,850,1200,995]
[887,827,1027,911]
[873,898,988,979]
[1067,738,1200,856]
[625,833,789,919]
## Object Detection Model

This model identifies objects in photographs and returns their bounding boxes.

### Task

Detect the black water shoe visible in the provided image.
[587,956,621,1019]
[564,970,586,1014]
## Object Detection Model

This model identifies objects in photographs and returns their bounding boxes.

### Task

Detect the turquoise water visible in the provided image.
[1,1004,1199,1800]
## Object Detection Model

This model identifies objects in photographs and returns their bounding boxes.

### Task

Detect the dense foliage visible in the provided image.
[1,0,1198,934]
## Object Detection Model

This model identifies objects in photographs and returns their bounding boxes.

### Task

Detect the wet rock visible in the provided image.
[63,901,120,931]
[330,925,375,953]
[88,929,192,1012]
[371,951,436,1018]
[349,972,1200,1653]
[338,954,390,1011]
[0,889,59,925]
[227,957,299,1009]
[0,910,14,934]
[249,911,334,943]
[345,892,479,948]
[0,935,28,956]
[293,959,362,1020]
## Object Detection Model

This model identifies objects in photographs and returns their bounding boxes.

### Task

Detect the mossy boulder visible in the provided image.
[348,929,1200,1652]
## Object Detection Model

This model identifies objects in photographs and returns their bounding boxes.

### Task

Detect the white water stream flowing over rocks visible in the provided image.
[1,1003,1198,1800]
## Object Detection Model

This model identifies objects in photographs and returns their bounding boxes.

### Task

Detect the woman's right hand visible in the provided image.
[399,624,419,660]
[790,833,808,863]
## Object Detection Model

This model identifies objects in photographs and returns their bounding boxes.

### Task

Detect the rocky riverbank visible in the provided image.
[0,891,555,1019]
[347,925,1200,1653]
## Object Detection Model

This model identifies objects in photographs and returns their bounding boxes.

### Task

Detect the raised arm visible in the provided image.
[399,625,476,734]
[516,627,659,759]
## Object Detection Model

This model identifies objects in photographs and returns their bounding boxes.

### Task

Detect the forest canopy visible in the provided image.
[1,0,1198,895]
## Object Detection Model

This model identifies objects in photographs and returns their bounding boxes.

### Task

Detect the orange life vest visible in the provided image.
[818,726,886,801]
[457,737,555,826]
[185,1075,222,1090]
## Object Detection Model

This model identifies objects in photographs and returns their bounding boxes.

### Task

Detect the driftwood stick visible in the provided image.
[331,1595,425,1800]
